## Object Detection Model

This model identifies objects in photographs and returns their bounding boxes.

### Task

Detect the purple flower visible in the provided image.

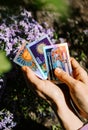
[0,109,16,129]
[0,8,55,56]
[0,9,56,129]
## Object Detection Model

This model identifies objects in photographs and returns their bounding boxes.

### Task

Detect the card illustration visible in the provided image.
[43,43,72,83]
[13,42,44,79]
[27,35,52,79]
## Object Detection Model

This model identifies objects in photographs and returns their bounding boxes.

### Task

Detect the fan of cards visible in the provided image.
[14,35,72,84]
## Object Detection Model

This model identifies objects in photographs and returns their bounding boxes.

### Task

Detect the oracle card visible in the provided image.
[27,35,52,79]
[13,42,44,79]
[43,43,72,83]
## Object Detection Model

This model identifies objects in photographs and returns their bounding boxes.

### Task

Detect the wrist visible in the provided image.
[56,103,83,130]
[78,122,88,130]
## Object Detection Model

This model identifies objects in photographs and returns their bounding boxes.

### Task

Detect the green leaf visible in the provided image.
[44,0,70,18]
[0,51,12,74]
[27,0,46,11]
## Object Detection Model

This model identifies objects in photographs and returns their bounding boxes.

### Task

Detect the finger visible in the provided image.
[54,68,76,88]
[36,89,47,99]
[22,67,66,107]
[22,66,43,86]
[70,58,81,69]
[22,66,50,101]
[71,58,85,73]
[71,58,88,83]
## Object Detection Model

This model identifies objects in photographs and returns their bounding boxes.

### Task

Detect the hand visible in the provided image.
[55,57,88,119]
[22,66,83,130]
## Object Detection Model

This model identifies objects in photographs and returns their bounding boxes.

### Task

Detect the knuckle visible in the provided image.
[60,71,68,80]
[72,81,80,89]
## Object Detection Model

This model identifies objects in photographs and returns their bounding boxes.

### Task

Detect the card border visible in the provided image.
[13,42,44,79]
[43,43,72,77]
[27,35,52,79]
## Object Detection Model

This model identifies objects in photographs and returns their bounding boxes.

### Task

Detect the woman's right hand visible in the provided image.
[54,57,88,118]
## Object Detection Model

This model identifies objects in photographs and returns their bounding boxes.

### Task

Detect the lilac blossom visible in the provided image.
[0,8,55,89]
[0,8,55,57]
[0,109,16,130]
[0,8,56,129]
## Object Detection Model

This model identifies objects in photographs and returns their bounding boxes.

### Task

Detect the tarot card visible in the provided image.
[13,42,44,79]
[27,35,52,79]
[43,43,72,84]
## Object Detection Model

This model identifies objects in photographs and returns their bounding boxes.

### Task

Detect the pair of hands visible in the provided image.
[22,58,88,130]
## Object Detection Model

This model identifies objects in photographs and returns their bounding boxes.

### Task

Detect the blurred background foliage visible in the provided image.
[0,0,70,19]
[0,0,70,75]
[0,0,88,130]
[0,0,87,75]
[0,51,12,75]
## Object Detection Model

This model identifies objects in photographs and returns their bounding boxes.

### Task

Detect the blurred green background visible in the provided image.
[0,0,88,130]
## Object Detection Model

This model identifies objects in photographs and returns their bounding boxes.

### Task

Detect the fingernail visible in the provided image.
[55,68,62,73]
[22,66,28,72]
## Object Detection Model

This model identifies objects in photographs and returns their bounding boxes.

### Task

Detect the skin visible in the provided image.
[55,58,88,118]
[22,58,88,130]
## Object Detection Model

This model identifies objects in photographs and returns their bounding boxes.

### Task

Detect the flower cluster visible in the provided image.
[0,7,55,91]
[0,8,56,129]
[0,8,55,56]
[0,109,16,130]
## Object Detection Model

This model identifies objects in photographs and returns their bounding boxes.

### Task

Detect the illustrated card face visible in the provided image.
[27,35,52,79]
[13,42,44,79]
[43,43,72,83]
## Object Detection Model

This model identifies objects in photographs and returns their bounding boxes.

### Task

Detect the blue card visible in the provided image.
[27,35,52,79]
[13,42,44,79]
[43,43,72,83]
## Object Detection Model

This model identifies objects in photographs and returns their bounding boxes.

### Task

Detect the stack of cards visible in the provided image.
[14,35,72,84]
[14,35,52,80]
[43,43,72,84]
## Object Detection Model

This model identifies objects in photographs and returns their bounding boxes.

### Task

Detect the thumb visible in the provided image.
[22,66,43,86]
[54,68,76,88]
